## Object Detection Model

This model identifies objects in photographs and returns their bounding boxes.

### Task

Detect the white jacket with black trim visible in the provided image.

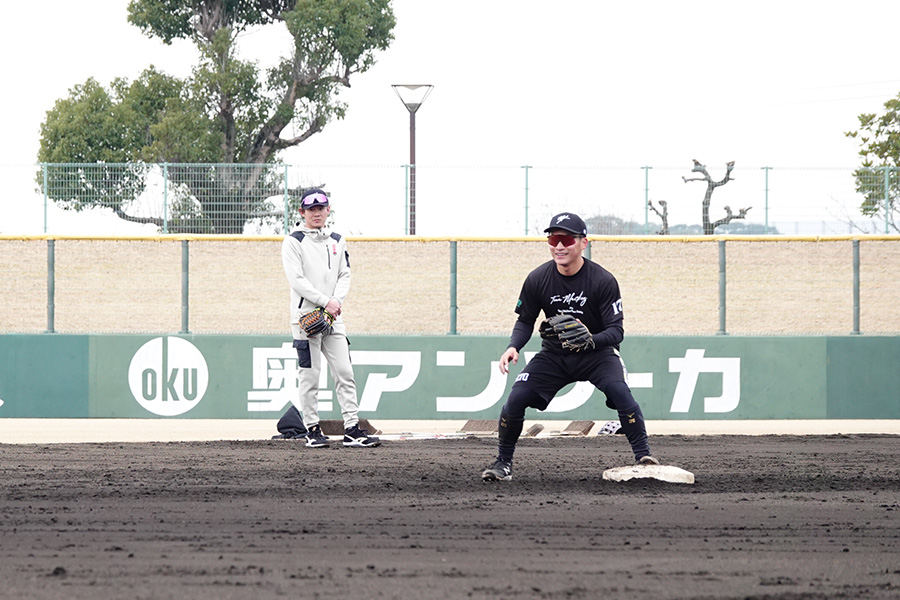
[281,223,351,326]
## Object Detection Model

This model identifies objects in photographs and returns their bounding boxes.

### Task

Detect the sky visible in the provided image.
[2,1,900,236]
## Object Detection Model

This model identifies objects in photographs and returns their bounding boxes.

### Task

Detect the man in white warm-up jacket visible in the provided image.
[280,188,380,448]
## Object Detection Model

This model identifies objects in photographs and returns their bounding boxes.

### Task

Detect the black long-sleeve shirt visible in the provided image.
[508,259,625,353]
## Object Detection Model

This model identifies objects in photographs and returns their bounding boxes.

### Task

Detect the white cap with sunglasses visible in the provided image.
[544,212,587,236]
[300,188,330,209]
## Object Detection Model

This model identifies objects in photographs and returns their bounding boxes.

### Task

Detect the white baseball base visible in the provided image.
[602,464,695,484]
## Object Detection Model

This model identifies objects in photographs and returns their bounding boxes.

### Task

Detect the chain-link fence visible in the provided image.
[1,163,898,237]
[32,163,304,235]
[2,236,898,336]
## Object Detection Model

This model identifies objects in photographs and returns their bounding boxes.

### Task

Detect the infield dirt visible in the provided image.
[1,434,898,599]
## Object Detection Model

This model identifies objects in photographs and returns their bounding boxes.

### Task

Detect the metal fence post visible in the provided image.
[642,166,652,234]
[46,239,55,333]
[522,165,532,235]
[852,239,860,334]
[718,239,727,335]
[882,166,889,235]
[449,240,458,335]
[163,162,169,234]
[884,166,892,234]
[283,164,290,233]
[762,166,772,233]
[181,240,190,334]
[402,165,411,235]
[42,163,49,234]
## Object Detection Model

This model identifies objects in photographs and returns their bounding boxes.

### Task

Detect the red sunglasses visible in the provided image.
[547,234,580,247]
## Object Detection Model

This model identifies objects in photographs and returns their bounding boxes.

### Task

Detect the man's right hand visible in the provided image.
[499,347,519,374]
[324,298,341,317]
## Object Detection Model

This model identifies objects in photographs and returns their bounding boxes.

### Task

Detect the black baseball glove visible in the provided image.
[540,313,595,352]
[299,308,335,337]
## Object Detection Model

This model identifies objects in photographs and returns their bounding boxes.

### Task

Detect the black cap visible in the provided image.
[300,188,329,209]
[544,212,587,236]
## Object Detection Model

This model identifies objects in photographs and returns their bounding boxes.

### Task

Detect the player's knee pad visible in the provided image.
[504,385,547,418]
[497,387,543,460]
[604,380,639,412]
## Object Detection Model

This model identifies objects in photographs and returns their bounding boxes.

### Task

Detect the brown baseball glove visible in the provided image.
[299,308,335,337]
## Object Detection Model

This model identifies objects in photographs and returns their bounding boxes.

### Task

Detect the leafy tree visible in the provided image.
[845,96,900,233]
[37,0,395,233]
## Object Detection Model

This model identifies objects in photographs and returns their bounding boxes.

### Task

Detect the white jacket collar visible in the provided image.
[292,223,330,239]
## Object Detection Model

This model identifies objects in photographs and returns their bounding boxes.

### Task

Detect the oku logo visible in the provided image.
[128,337,209,416]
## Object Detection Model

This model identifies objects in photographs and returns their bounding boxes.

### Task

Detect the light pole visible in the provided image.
[392,84,433,235]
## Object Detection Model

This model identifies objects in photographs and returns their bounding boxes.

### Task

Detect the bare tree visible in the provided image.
[648,199,669,234]
[683,159,751,234]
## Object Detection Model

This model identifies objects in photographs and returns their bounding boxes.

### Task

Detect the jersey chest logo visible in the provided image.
[549,291,588,307]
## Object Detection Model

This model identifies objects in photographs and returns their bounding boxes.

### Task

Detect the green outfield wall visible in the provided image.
[0,335,897,420]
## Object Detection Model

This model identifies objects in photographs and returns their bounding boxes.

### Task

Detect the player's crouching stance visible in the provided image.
[481,212,656,481]
[281,188,379,449]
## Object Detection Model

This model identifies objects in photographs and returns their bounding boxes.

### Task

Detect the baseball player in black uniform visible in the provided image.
[481,212,657,481]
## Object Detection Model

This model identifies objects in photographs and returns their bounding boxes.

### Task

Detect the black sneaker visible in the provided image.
[481,458,512,481]
[304,424,330,448]
[343,425,381,448]
[638,455,660,466]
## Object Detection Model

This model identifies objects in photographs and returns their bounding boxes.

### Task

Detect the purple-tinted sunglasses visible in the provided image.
[302,192,329,207]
